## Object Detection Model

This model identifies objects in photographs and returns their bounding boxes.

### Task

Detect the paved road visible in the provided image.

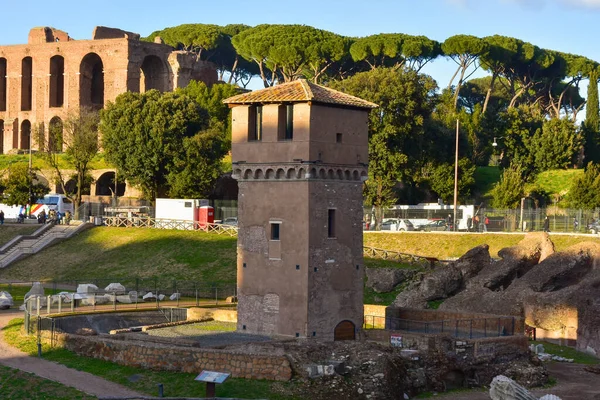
[0,309,144,398]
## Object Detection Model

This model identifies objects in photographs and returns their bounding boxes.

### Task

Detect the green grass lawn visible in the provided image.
[0,225,39,245]
[0,364,96,400]
[2,318,300,399]
[532,340,600,365]
[535,169,583,197]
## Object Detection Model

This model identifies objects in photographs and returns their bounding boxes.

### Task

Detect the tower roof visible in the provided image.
[223,79,378,110]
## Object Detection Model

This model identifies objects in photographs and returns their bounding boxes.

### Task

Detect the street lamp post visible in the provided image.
[453,119,459,232]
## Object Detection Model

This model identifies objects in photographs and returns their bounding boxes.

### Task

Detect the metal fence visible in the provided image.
[15,278,236,333]
[364,315,516,339]
[368,207,600,234]
[101,217,239,237]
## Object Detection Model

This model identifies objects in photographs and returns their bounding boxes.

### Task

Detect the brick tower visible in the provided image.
[224,80,377,340]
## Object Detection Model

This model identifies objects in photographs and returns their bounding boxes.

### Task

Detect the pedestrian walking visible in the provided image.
[0,210,4,225]
[574,217,579,232]
[483,215,489,232]
[543,216,550,232]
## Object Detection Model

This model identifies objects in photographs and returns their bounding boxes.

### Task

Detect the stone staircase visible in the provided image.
[0,222,92,268]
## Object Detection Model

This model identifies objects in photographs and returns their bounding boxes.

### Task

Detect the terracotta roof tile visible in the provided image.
[223,79,378,110]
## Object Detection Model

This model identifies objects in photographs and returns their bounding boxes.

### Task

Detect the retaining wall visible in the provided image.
[42,332,292,381]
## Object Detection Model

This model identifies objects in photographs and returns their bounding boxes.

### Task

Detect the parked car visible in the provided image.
[222,217,238,227]
[416,219,452,232]
[588,220,600,234]
[381,218,414,231]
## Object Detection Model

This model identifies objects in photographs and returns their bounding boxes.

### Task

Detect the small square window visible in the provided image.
[336,133,342,143]
[271,223,280,241]
[296,265,300,270]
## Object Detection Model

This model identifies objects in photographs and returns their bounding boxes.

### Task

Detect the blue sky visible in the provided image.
[2,0,600,92]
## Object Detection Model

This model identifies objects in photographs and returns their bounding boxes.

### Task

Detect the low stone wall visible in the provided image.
[187,307,237,322]
[364,328,529,360]
[41,332,292,381]
[387,307,525,334]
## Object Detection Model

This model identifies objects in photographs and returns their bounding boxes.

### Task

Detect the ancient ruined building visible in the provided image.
[0,26,216,154]
[225,80,377,340]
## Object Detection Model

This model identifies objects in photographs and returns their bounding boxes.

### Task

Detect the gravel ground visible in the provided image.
[146,321,273,347]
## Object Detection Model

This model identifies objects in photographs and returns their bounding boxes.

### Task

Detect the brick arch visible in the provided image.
[276,168,285,179]
[80,53,104,108]
[336,169,344,180]
[360,171,368,181]
[20,120,31,150]
[95,171,125,196]
[352,170,360,181]
[140,55,169,92]
[318,168,326,179]
[49,116,63,152]
[309,167,317,179]
[265,168,275,179]
[21,57,33,111]
[0,58,6,111]
[254,169,264,180]
[286,168,295,179]
[243,169,252,180]
[344,170,351,180]
[49,55,65,107]
[297,168,306,179]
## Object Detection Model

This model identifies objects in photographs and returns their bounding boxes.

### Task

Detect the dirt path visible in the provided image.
[0,309,144,398]
[434,362,600,400]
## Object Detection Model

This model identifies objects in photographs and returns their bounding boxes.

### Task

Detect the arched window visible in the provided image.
[49,117,63,152]
[20,120,31,150]
[0,58,6,111]
[140,55,168,92]
[80,53,104,108]
[0,119,4,154]
[49,55,65,107]
[21,57,32,111]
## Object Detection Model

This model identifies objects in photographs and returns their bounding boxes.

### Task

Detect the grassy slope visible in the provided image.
[1,228,599,283]
[535,169,583,197]
[363,232,600,259]
[0,225,39,244]
[0,227,237,283]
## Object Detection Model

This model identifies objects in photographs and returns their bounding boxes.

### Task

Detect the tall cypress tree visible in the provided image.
[584,70,600,165]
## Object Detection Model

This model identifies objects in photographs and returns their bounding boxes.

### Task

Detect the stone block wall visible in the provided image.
[41,332,292,381]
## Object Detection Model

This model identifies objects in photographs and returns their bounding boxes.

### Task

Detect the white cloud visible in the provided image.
[561,0,600,8]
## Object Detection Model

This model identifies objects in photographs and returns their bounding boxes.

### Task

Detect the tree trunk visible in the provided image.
[482,73,497,114]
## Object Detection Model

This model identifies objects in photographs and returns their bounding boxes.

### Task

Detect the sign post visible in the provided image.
[195,370,230,397]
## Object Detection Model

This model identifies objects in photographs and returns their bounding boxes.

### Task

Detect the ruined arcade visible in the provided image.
[226,80,377,340]
[0,26,216,154]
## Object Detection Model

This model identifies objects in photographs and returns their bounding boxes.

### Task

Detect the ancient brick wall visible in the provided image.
[0,26,217,154]
[42,332,292,381]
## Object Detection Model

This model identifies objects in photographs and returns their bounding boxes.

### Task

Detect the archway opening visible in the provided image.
[49,55,65,107]
[334,320,356,341]
[12,119,18,149]
[0,120,4,154]
[20,120,31,150]
[80,53,104,108]
[0,58,6,111]
[21,57,32,111]
[95,172,125,196]
[140,55,168,92]
[49,117,63,152]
